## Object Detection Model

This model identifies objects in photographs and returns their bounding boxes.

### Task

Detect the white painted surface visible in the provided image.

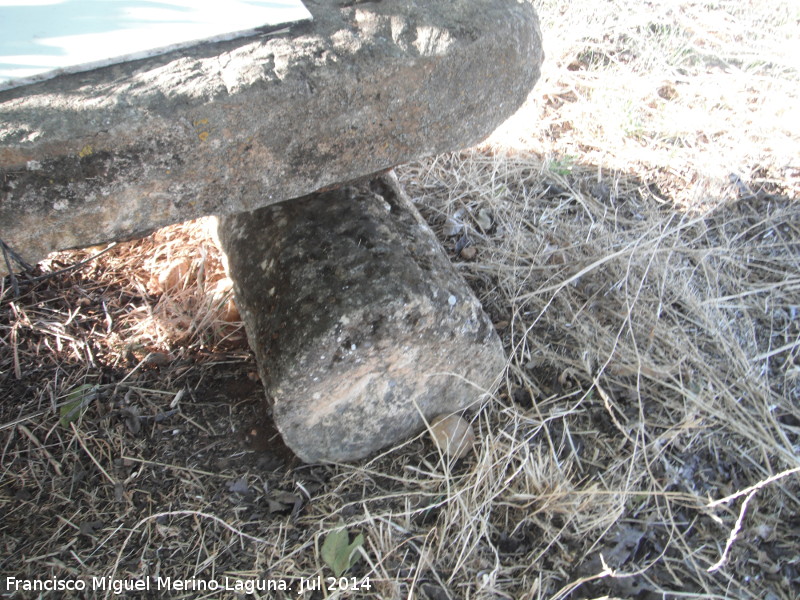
[0,0,312,90]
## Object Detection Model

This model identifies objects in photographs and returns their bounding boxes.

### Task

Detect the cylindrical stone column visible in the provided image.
[217,172,505,463]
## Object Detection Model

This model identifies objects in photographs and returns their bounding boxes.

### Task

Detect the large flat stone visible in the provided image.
[217,173,506,463]
[0,0,543,275]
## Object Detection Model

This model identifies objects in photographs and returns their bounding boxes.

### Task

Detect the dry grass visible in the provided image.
[2,0,799,598]
[495,0,800,207]
[395,149,799,598]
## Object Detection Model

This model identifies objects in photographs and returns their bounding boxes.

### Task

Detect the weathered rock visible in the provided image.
[217,173,505,463]
[0,0,543,275]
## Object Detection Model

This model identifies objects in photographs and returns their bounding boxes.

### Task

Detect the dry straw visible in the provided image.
[2,0,799,598]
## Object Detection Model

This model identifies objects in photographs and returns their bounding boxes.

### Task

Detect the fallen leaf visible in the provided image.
[267,490,301,513]
[272,490,300,504]
[444,217,463,237]
[121,407,141,435]
[321,523,364,577]
[227,477,250,495]
[476,208,492,231]
[454,232,469,254]
[267,499,288,514]
[59,384,97,428]
[79,520,104,537]
[444,208,465,236]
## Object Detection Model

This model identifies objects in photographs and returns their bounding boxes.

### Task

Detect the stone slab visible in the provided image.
[0,0,543,276]
[217,172,506,463]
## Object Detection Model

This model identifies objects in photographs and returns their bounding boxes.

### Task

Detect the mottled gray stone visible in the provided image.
[0,0,543,275]
[217,173,505,463]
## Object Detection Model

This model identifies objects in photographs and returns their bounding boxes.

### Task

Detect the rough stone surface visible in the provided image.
[0,0,543,275]
[217,173,505,463]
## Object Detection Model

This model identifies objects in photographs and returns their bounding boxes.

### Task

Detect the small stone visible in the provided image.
[460,246,477,260]
[429,414,476,459]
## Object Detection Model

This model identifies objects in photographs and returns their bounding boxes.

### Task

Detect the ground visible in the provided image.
[1,0,799,598]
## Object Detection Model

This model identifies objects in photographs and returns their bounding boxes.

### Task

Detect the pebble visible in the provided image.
[460,246,477,260]
[429,414,476,459]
